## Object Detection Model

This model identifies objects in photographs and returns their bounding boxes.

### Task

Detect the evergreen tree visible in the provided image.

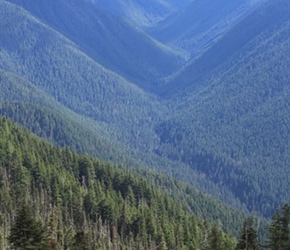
[267,203,290,250]
[157,235,168,250]
[235,217,258,250]
[9,203,49,250]
[207,223,225,250]
[71,230,90,250]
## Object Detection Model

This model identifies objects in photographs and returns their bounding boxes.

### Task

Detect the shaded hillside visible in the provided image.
[150,0,264,57]
[0,68,138,164]
[6,0,183,90]
[0,117,245,249]
[156,0,290,217]
[0,0,162,152]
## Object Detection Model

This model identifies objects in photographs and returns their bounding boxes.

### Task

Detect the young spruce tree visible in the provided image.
[235,217,258,250]
[267,203,290,250]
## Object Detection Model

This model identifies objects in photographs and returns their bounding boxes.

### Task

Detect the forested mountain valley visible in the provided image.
[1,0,290,248]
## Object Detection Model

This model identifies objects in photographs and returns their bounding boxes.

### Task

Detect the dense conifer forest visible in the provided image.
[1,117,289,249]
[0,117,237,249]
[1,0,290,248]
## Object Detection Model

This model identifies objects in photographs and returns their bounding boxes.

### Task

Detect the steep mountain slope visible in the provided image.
[156,0,290,217]
[0,0,165,168]
[6,0,183,90]
[91,0,192,27]
[150,0,265,57]
[0,0,161,151]
[0,0,247,211]
[0,117,243,249]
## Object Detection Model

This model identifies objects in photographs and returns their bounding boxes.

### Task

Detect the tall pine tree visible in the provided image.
[9,203,49,250]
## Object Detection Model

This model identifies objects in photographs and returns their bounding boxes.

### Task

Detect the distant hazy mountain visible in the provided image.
[6,0,183,90]
[162,0,289,96]
[150,0,265,57]
[91,0,192,27]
